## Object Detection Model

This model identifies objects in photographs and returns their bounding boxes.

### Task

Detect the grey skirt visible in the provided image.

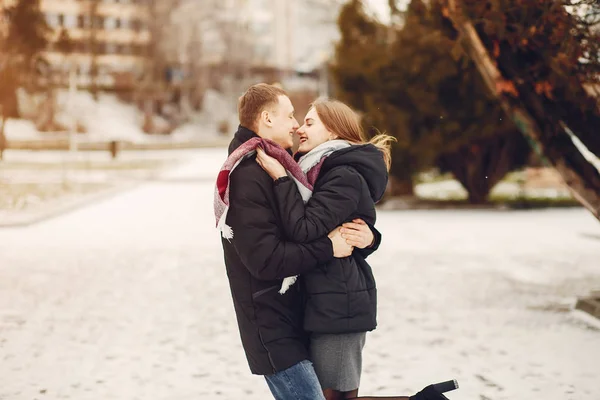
[310,332,367,392]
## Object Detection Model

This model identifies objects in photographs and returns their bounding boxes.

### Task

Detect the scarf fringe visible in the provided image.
[279,276,297,294]
[217,207,234,240]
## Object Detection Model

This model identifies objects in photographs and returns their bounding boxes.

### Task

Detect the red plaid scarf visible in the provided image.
[214,137,316,240]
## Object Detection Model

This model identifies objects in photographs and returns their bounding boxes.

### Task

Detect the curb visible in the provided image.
[0,155,196,228]
[378,198,581,211]
[6,139,231,151]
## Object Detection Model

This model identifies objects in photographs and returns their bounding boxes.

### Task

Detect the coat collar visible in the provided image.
[234,125,259,144]
[232,125,294,156]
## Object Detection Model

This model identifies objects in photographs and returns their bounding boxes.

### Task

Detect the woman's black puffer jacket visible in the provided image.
[272,144,388,334]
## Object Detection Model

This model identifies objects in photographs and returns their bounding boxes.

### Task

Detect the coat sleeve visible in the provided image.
[272,167,364,243]
[355,223,382,259]
[227,168,334,281]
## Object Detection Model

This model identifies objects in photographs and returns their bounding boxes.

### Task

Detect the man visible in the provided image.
[220,83,380,399]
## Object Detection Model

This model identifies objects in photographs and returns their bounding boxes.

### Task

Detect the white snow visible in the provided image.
[5,90,233,144]
[0,148,598,400]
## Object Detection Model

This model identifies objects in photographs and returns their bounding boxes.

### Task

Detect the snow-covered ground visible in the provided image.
[0,148,598,400]
[5,90,232,144]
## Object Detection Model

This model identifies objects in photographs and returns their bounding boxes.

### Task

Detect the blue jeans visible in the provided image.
[265,360,325,400]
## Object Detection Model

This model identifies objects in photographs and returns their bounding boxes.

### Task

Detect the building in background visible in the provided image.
[242,0,344,73]
[40,0,151,89]
[174,0,343,75]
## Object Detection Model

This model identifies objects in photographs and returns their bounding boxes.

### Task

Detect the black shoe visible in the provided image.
[409,380,459,400]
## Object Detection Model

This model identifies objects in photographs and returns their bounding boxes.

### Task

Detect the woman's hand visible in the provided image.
[328,227,354,258]
[340,219,375,249]
[256,148,287,180]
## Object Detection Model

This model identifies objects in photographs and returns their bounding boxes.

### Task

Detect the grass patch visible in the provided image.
[381,193,580,210]
[489,194,580,208]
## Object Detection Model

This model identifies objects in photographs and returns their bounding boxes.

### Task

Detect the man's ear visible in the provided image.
[261,110,273,127]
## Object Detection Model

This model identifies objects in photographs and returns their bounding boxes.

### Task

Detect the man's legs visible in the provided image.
[265,360,326,400]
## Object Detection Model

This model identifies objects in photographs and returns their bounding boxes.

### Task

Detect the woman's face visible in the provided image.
[296,107,337,153]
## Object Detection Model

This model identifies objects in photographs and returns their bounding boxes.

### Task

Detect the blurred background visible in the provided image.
[0,0,599,399]
[0,0,599,212]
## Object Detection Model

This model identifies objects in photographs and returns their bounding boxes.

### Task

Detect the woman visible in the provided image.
[256,99,456,400]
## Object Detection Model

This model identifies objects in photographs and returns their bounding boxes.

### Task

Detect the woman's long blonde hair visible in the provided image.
[311,98,396,171]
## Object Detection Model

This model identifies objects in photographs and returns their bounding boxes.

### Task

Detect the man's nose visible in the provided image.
[293,118,300,130]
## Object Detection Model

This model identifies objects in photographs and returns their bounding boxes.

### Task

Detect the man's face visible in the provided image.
[263,95,299,149]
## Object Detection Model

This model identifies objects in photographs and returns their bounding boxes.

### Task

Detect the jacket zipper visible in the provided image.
[252,285,279,373]
[258,329,277,373]
[252,285,278,299]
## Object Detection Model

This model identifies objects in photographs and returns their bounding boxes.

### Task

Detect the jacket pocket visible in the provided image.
[252,285,279,300]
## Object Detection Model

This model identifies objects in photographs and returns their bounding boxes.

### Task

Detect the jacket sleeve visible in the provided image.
[355,222,381,259]
[272,168,363,243]
[227,168,334,281]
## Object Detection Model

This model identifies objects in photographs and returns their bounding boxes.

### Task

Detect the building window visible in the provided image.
[75,41,86,53]
[58,14,64,27]
[46,14,59,28]
[78,63,90,75]
[91,16,104,29]
[104,17,116,30]
[131,19,145,32]
[63,14,77,28]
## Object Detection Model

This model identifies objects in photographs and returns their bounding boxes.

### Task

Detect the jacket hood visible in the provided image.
[320,144,388,203]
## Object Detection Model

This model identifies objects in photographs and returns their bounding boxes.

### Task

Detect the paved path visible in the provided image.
[0,149,599,400]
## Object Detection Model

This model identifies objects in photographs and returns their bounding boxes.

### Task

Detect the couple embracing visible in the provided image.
[215,83,457,400]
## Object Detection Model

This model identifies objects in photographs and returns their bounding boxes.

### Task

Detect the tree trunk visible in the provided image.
[387,175,415,197]
[0,113,7,162]
[444,0,600,222]
[387,147,416,197]
[437,133,529,204]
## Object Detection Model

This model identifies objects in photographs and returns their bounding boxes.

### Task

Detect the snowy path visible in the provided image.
[0,148,598,400]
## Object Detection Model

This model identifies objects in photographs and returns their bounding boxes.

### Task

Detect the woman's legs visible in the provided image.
[322,388,360,400]
[323,388,344,400]
[322,387,410,400]
[348,397,410,399]
[344,380,459,399]
[347,396,409,399]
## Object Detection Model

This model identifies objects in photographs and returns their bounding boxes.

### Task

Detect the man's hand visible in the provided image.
[328,227,353,258]
[340,219,374,249]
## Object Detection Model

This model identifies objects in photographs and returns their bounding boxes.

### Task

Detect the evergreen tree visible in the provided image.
[446,0,600,214]
[332,0,530,200]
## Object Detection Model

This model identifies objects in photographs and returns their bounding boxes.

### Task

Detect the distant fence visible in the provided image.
[6,138,230,152]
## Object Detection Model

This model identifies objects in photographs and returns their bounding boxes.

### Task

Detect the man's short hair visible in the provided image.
[238,83,288,132]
